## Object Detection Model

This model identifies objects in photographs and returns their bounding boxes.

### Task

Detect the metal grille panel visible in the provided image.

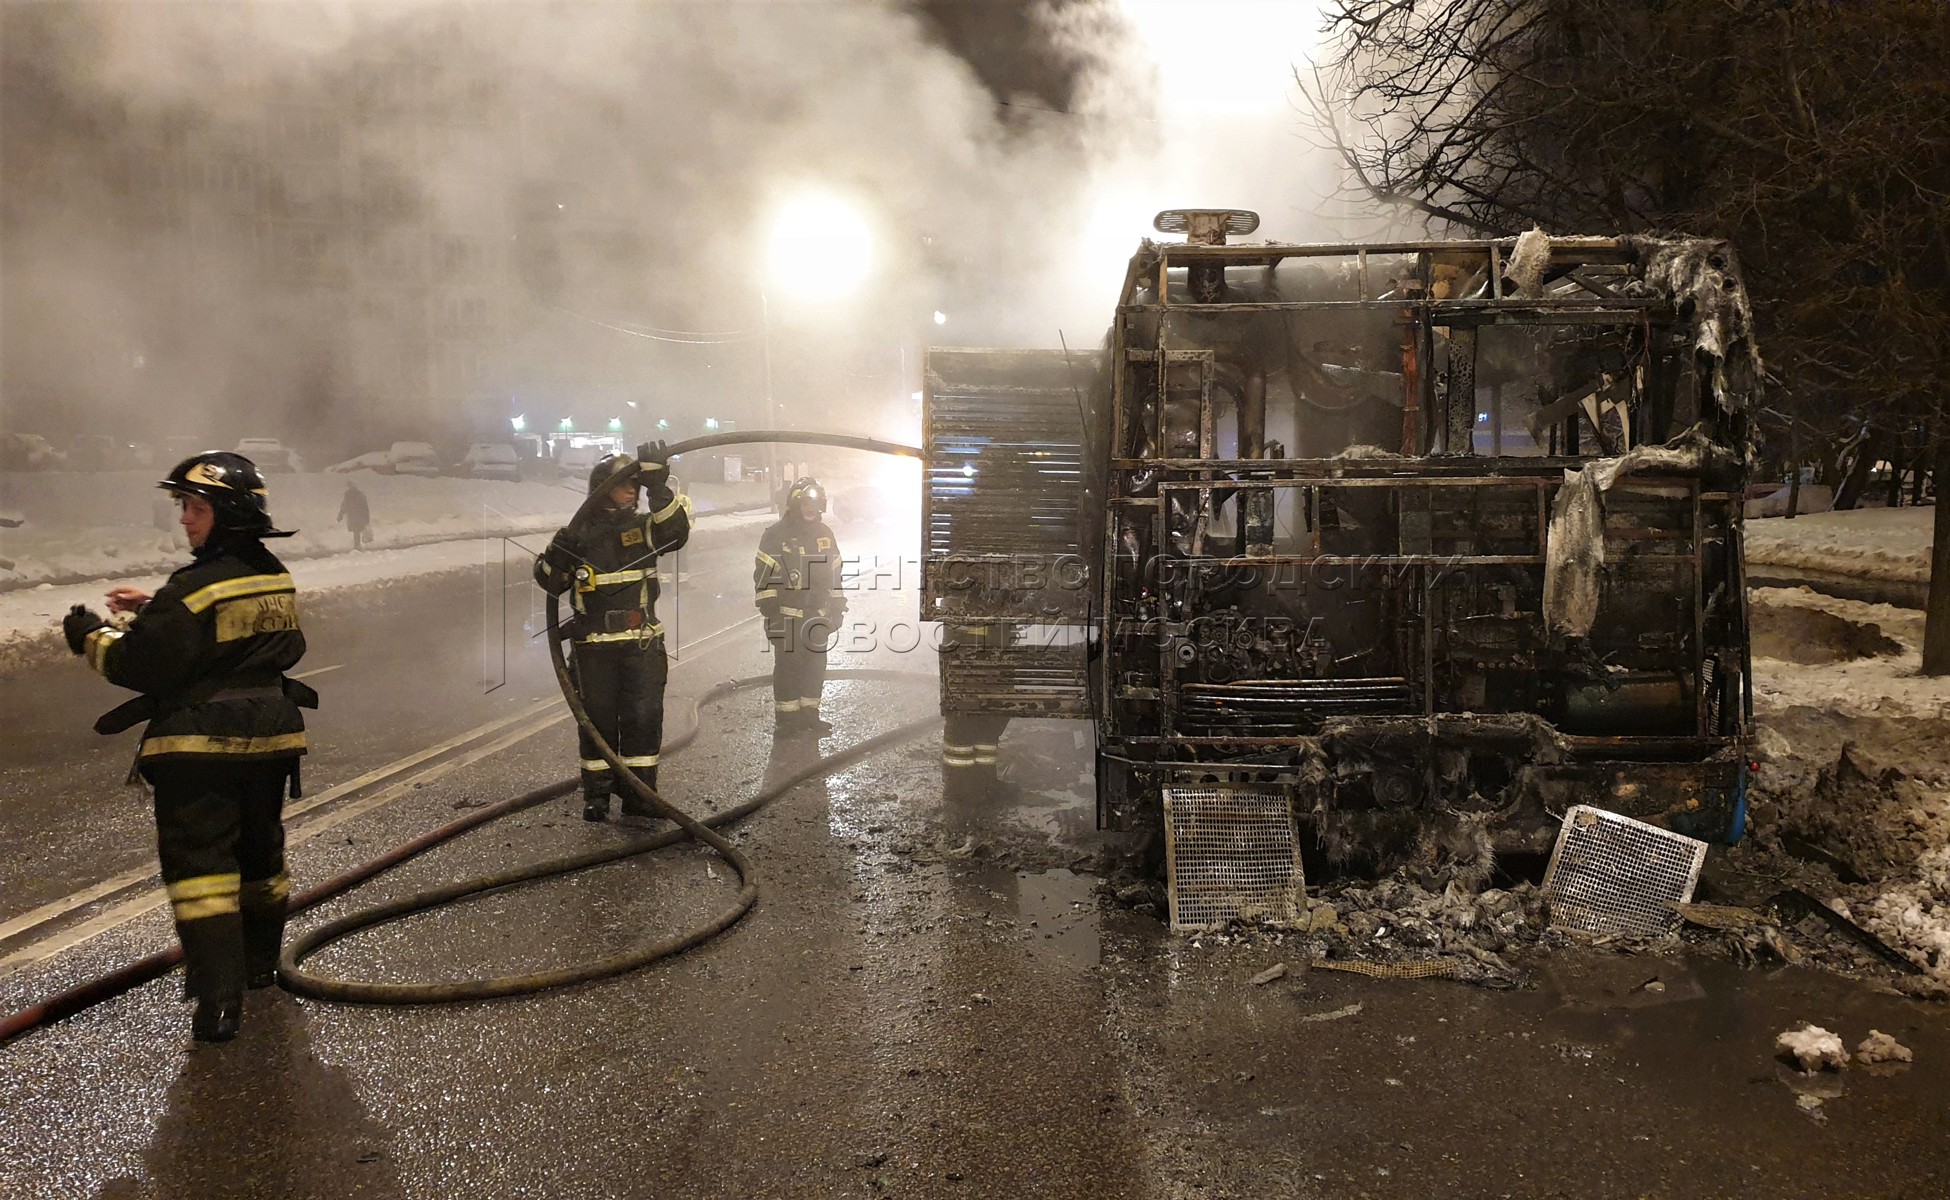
[940,644,1089,717]
[1163,786,1304,931]
[1542,805,1706,938]
[923,347,1091,618]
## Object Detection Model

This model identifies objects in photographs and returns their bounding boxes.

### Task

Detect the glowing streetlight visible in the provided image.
[704,418,720,431]
[765,190,874,302]
[933,310,947,326]
[607,417,623,431]
[510,414,526,432]
[656,418,670,431]
[558,417,573,431]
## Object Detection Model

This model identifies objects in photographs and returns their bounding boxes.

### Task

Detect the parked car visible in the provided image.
[0,432,67,471]
[233,438,304,472]
[455,442,520,481]
[67,435,158,470]
[326,450,392,473]
[556,445,605,482]
[387,441,441,477]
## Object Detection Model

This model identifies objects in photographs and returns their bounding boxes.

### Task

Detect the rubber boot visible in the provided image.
[192,995,243,1043]
[241,905,286,989]
[583,780,610,822]
[619,767,659,819]
[179,913,246,1042]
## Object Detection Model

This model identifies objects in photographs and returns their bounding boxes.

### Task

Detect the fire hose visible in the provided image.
[0,431,928,1039]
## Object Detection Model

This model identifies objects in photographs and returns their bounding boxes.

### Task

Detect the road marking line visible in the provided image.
[0,707,572,976]
[0,697,559,947]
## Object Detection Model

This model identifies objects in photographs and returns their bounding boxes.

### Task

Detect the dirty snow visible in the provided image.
[0,502,778,673]
[1855,1029,1913,1065]
[1775,1024,1848,1072]
[0,470,773,590]
[1745,505,1933,584]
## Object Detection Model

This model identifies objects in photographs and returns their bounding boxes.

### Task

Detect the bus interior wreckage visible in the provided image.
[924,213,1759,929]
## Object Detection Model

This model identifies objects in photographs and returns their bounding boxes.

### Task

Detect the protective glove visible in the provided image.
[636,439,671,467]
[64,605,107,655]
[543,533,583,575]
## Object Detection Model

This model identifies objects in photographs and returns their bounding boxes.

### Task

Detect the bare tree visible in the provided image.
[1306,0,1950,669]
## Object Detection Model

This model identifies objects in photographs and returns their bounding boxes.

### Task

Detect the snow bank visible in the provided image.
[1750,587,1945,720]
[0,470,773,590]
[0,505,777,674]
[1745,506,1934,585]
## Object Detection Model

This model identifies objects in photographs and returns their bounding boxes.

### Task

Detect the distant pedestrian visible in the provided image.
[336,480,371,550]
[62,452,317,1043]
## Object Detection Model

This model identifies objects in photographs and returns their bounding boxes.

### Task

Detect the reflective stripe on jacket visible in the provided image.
[533,488,691,645]
[85,538,309,761]
[753,515,843,619]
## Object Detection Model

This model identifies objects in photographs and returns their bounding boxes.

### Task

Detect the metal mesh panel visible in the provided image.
[940,644,1088,717]
[1542,805,1707,938]
[1163,786,1304,931]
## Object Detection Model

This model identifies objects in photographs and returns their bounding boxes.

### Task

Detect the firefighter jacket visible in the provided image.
[83,536,312,763]
[753,514,845,622]
[534,485,691,645]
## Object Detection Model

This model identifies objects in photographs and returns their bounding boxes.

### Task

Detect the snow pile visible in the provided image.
[0,470,775,591]
[0,471,577,588]
[1745,506,1934,585]
[1852,845,1950,980]
[1748,588,1945,720]
[0,507,779,674]
[1775,1024,1848,1072]
[1856,1030,1913,1065]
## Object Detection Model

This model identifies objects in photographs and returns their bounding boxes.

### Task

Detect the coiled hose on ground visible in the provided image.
[0,430,931,1039]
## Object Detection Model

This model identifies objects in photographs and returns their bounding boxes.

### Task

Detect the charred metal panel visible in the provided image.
[923,347,1093,621]
[1085,234,1755,853]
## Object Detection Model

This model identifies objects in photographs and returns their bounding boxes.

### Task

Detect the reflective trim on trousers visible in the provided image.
[576,623,664,645]
[579,758,611,773]
[240,874,290,905]
[142,732,307,758]
[167,872,241,921]
[775,699,803,713]
[618,754,660,767]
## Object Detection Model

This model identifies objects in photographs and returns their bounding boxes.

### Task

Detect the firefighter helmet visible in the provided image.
[785,477,826,514]
[588,453,639,496]
[157,451,291,537]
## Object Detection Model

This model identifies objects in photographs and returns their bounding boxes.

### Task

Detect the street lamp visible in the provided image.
[510,414,526,433]
[759,187,876,483]
[765,190,874,303]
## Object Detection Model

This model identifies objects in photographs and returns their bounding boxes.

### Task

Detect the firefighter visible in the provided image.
[939,622,1012,800]
[62,452,316,1043]
[534,446,690,821]
[754,477,845,734]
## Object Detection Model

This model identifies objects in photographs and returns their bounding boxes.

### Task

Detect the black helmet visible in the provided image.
[785,477,826,514]
[158,451,291,537]
[589,453,639,497]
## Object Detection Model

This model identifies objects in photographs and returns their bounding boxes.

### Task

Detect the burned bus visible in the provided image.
[924,212,1757,918]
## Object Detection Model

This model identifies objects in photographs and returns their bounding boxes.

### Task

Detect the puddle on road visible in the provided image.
[957,865,1102,970]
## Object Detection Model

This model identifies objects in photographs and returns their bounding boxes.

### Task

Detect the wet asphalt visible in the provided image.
[3,520,1949,1199]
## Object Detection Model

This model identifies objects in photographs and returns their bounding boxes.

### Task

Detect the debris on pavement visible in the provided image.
[1776,1024,1849,1072]
[1250,963,1288,986]
[1295,1002,1363,1024]
[1855,1030,1913,1065]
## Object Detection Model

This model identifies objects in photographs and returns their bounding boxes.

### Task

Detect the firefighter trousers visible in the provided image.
[942,712,1010,799]
[570,639,668,794]
[770,631,829,723]
[143,758,293,1002]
